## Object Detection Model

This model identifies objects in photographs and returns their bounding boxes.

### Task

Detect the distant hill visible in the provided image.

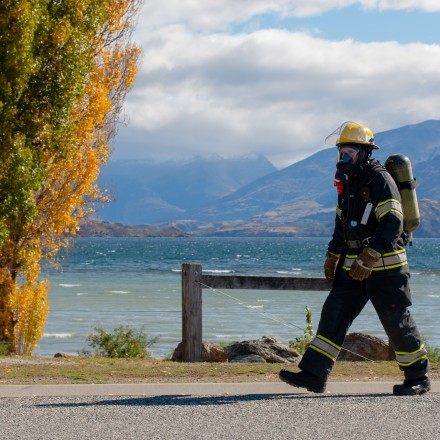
[76,219,188,237]
[170,120,440,237]
[98,155,277,224]
[94,120,440,237]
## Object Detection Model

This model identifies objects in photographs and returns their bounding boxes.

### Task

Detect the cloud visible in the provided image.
[137,0,440,33]
[113,2,440,168]
[373,1,440,12]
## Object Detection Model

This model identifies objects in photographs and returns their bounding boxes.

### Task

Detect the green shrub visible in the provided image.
[425,342,440,363]
[0,341,11,356]
[289,306,314,355]
[82,325,158,358]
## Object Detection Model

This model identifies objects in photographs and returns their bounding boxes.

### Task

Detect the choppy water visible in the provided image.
[36,237,440,358]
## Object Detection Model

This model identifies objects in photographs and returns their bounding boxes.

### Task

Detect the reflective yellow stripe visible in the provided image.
[309,335,341,362]
[309,345,336,361]
[395,344,426,355]
[342,249,407,272]
[395,344,428,367]
[375,199,402,221]
[396,354,428,367]
[378,209,403,220]
[383,249,406,257]
[372,261,408,271]
[317,334,341,351]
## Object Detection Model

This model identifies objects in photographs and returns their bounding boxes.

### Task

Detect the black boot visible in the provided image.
[279,369,326,393]
[393,376,431,396]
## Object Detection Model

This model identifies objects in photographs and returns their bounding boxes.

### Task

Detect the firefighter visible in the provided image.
[279,121,430,395]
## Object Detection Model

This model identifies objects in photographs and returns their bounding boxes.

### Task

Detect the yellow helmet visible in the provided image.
[326,121,379,149]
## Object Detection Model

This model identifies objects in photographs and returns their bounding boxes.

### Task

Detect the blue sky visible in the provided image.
[113,1,440,168]
[246,7,440,44]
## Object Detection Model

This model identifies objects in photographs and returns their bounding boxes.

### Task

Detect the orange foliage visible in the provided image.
[0,0,141,353]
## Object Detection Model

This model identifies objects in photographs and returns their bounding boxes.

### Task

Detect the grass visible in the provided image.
[1,356,438,385]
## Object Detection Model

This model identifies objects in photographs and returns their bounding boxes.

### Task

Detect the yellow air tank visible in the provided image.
[384,154,420,234]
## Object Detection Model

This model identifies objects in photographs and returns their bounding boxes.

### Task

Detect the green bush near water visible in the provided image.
[81,325,158,358]
[425,343,440,363]
[289,306,314,355]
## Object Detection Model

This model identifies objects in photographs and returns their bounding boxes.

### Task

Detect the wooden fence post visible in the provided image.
[181,263,203,362]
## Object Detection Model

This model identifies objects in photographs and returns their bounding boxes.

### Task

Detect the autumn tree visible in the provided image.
[0,0,141,353]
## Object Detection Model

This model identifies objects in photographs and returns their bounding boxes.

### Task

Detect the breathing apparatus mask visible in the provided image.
[336,143,370,175]
[334,144,370,194]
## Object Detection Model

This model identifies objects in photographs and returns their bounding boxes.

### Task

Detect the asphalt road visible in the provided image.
[1,383,439,440]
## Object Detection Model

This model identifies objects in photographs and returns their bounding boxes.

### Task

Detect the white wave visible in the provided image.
[59,284,81,287]
[204,269,234,273]
[76,292,88,296]
[246,305,263,309]
[171,269,182,272]
[428,295,440,298]
[108,290,130,294]
[43,333,73,339]
[276,270,303,274]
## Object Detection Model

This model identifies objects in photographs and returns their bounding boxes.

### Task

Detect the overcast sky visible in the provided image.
[111,1,440,168]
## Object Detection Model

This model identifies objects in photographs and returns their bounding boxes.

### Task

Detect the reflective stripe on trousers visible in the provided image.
[395,344,428,367]
[342,249,408,272]
[309,335,341,362]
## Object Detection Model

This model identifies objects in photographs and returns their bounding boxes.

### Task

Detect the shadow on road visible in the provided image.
[36,392,396,408]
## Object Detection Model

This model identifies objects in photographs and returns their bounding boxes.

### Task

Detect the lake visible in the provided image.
[36,236,440,358]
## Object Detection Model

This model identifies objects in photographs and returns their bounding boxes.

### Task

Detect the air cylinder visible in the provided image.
[384,154,420,233]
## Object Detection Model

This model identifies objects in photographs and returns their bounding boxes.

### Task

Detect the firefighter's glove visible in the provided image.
[324,251,340,283]
[349,247,381,281]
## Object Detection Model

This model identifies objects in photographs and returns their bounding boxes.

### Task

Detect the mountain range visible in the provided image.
[96,120,440,237]
[98,154,276,224]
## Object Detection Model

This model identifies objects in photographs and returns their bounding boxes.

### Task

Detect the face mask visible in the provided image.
[337,144,365,174]
[338,145,360,165]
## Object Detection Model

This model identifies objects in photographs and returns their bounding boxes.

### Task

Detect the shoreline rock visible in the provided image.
[171,333,392,363]
[339,333,392,361]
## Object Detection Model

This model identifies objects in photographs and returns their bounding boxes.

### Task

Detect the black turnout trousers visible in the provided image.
[299,271,429,381]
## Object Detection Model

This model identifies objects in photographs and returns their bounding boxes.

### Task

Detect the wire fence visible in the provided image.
[1,284,325,358]
[3,266,435,360]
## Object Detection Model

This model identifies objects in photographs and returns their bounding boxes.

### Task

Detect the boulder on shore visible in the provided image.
[229,354,267,363]
[171,333,391,363]
[171,342,228,362]
[172,336,300,363]
[53,352,79,358]
[225,336,301,364]
[338,332,392,361]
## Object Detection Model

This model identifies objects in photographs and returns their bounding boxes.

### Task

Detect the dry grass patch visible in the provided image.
[0,356,438,385]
